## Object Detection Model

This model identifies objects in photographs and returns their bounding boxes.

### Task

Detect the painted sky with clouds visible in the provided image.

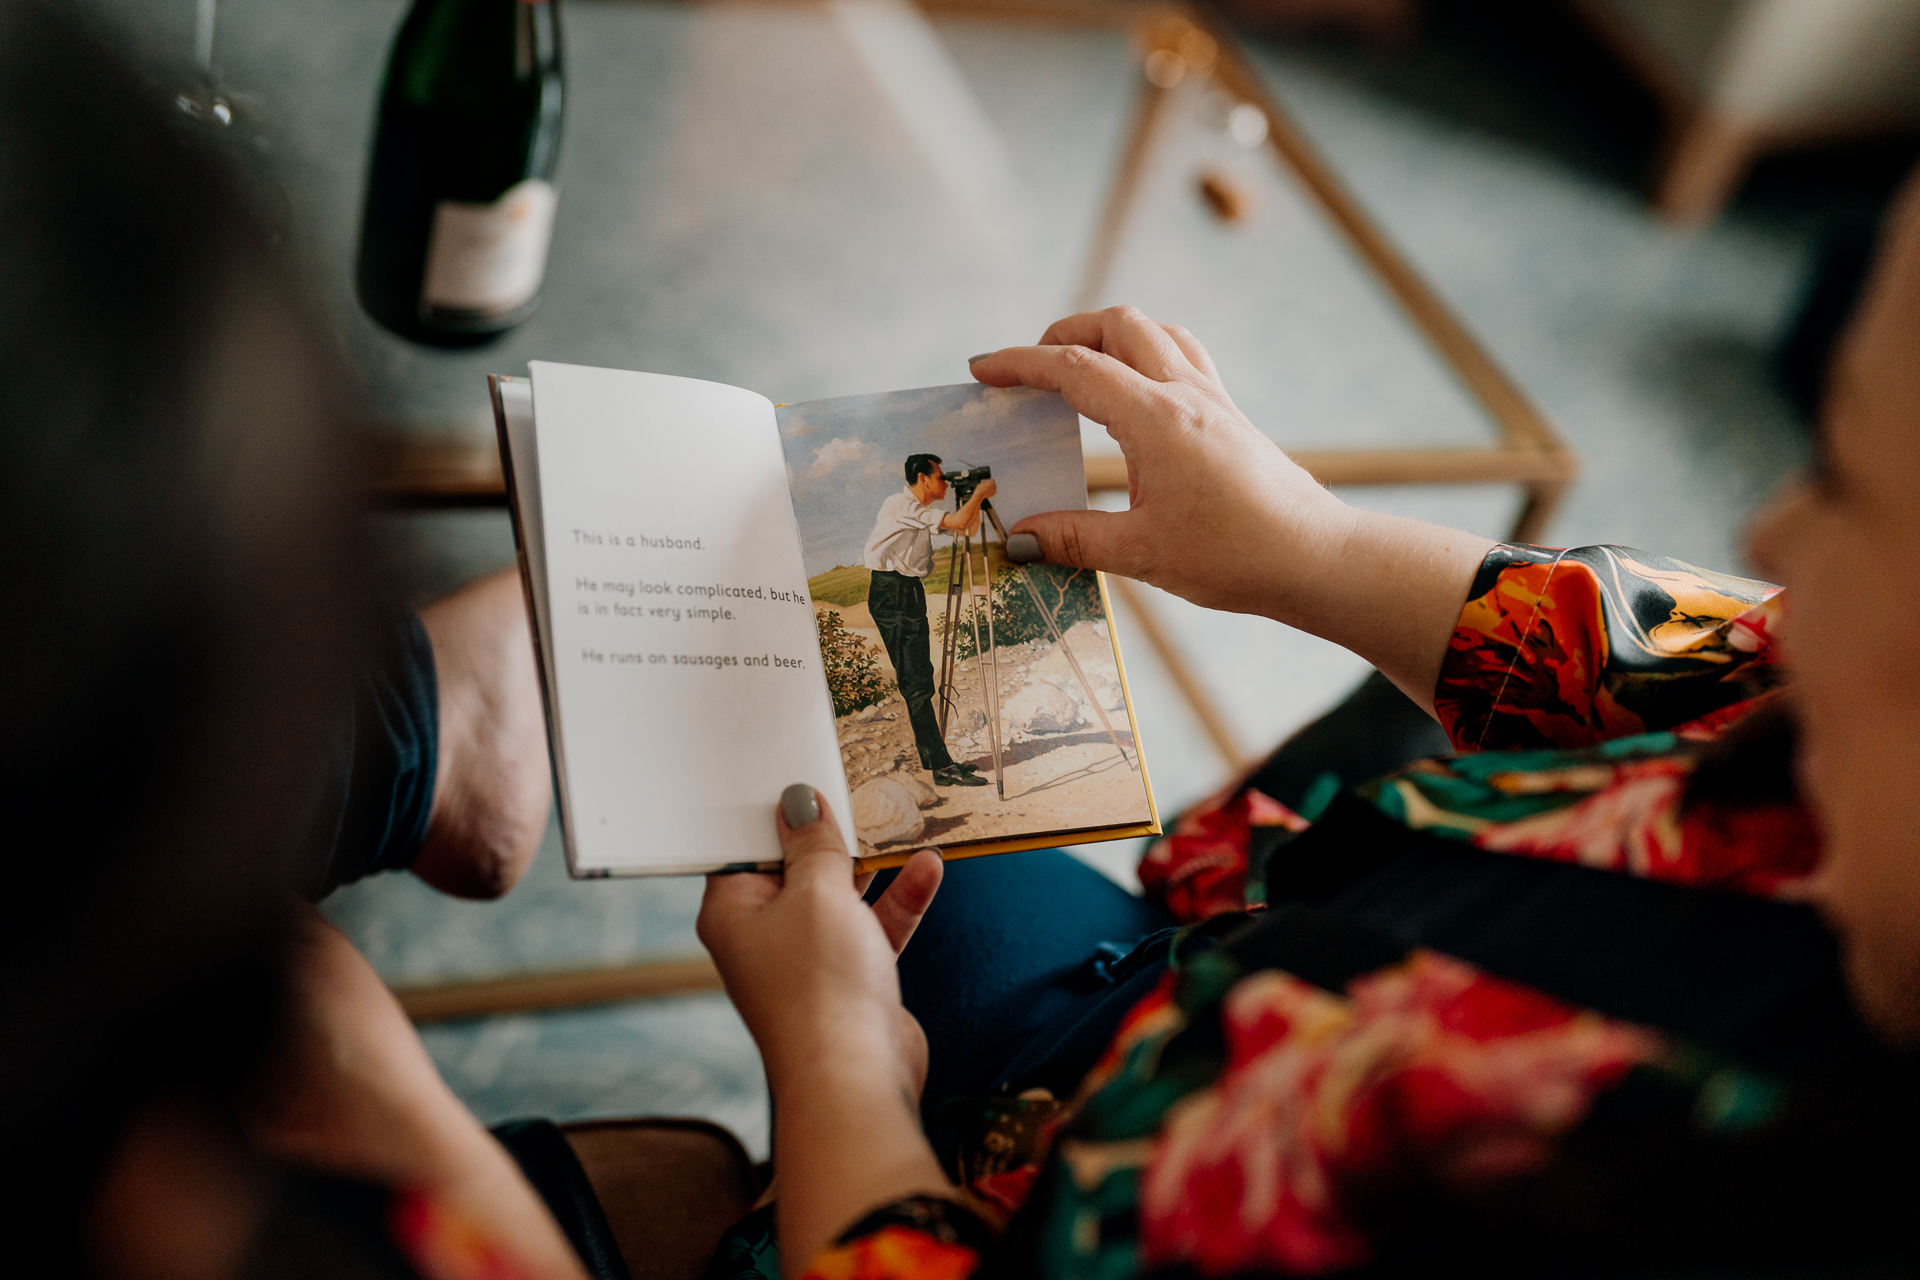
[777,383,1085,578]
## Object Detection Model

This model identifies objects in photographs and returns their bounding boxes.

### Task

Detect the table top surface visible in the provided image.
[127,0,1503,459]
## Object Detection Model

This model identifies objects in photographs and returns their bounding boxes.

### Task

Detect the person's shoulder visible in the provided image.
[888,488,932,516]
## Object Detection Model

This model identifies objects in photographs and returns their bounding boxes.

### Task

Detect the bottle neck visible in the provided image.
[389,0,560,113]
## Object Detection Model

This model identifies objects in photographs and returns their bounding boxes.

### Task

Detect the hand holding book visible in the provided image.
[971,305,1495,715]
[697,789,951,1277]
[493,363,1159,875]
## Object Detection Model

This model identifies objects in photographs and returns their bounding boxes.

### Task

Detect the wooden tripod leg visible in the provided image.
[976,540,1007,798]
[983,508,1135,771]
[1108,576,1248,770]
[1017,566,1137,771]
[961,538,1004,790]
[936,543,966,736]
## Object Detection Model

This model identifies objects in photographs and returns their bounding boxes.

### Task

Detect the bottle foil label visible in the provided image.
[421,178,557,316]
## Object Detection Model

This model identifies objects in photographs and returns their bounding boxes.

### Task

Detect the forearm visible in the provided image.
[407,1097,592,1280]
[1161,470,1489,716]
[249,916,588,1278]
[770,1025,953,1277]
[1270,502,1492,715]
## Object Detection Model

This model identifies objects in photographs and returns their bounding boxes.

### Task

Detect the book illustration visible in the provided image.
[779,384,1153,855]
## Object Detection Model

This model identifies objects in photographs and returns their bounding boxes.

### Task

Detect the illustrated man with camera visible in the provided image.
[861,453,996,788]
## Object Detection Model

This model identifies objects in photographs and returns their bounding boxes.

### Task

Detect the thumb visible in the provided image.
[871,849,943,955]
[1011,508,1137,575]
[776,785,856,889]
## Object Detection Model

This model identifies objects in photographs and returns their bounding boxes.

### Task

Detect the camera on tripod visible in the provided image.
[945,465,991,505]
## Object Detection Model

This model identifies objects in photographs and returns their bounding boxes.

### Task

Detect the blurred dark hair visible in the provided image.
[905,453,942,485]
[0,0,369,1242]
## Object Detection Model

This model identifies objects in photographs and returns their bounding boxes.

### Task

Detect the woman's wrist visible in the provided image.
[761,1005,917,1102]
[1214,485,1487,712]
[1252,481,1362,622]
[1187,455,1356,627]
[1318,508,1493,709]
[772,1048,953,1277]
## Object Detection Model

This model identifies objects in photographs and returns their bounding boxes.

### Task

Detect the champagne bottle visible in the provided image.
[356,0,563,346]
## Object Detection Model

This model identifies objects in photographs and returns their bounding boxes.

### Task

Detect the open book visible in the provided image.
[491,363,1158,876]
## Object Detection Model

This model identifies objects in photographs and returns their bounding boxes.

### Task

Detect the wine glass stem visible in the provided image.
[194,0,217,76]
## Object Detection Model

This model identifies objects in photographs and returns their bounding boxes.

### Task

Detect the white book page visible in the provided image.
[493,376,575,862]
[528,361,850,875]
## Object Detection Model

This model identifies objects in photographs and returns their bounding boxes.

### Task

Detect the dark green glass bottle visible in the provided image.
[356,0,563,346]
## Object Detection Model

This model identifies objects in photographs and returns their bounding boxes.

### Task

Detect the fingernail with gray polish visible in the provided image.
[1006,533,1042,563]
[780,783,820,829]
[967,351,994,364]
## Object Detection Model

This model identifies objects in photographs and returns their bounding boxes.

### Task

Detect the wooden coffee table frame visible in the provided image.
[375,0,1575,1022]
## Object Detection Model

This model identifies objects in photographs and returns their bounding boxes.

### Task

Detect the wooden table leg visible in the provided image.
[1510,477,1570,545]
[1653,109,1757,228]
[394,956,723,1024]
[1074,74,1179,311]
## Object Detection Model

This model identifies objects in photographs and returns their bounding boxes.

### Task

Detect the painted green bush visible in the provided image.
[817,607,893,716]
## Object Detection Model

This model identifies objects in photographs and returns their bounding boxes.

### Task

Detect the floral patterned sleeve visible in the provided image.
[1138,544,1793,923]
[799,1196,998,1280]
[1433,544,1784,753]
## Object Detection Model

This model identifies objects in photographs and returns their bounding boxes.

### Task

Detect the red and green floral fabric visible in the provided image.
[801,544,1828,1280]
[1137,543,1806,920]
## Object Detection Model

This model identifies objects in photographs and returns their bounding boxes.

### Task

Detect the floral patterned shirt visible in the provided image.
[798,546,1909,1279]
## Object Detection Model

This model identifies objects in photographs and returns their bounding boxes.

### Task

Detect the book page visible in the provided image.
[492,376,571,856]
[778,383,1157,862]
[526,362,849,875]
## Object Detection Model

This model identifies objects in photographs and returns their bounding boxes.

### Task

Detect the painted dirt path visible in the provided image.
[829,617,1152,852]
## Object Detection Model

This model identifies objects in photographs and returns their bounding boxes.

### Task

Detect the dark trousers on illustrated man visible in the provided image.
[866,569,954,773]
